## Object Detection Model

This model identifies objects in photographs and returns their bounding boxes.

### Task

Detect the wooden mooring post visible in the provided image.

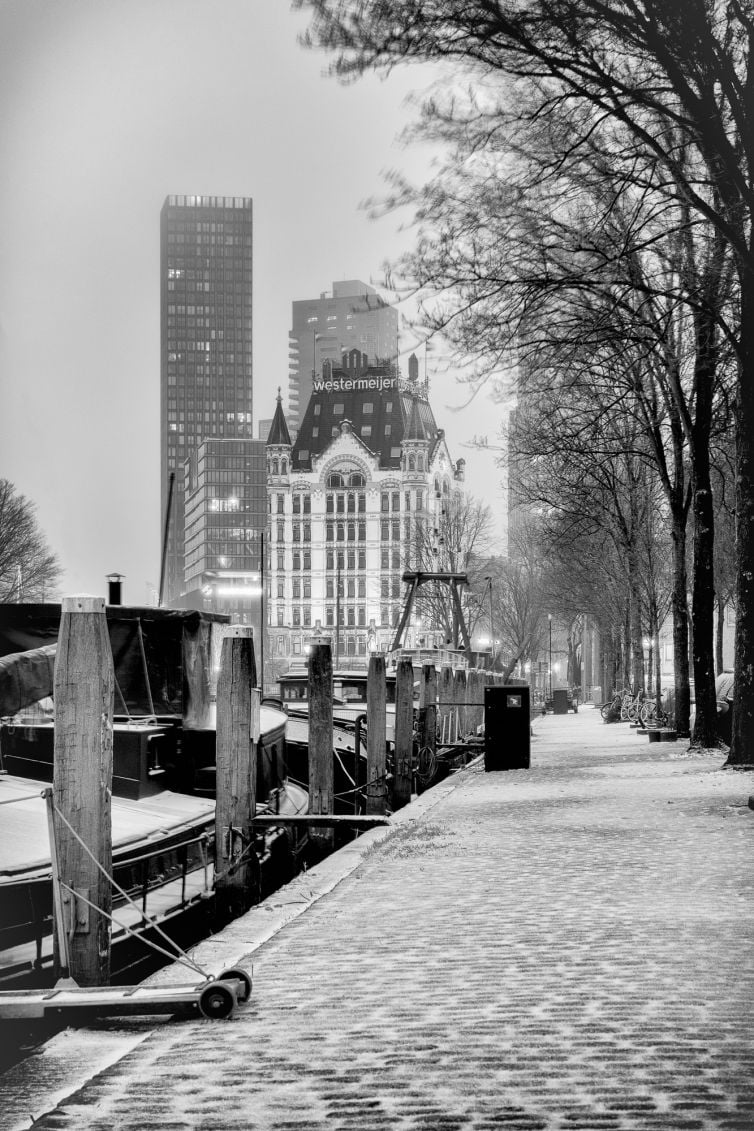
[53,595,114,986]
[366,654,387,815]
[215,626,260,923]
[417,663,437,792]
[392,657,414,809]
[308,642,334,851]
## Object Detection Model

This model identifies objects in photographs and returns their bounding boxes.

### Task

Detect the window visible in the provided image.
[416,490,424,511]
[349,472,366,487]
[381,493,390,513]
[347,550,355,570]
[336,494,345,513]
[385,401,392,413]
[292,551,300,571]
[326,578,334,598]
[303,608,311,627]
[293,607,301,626]
[392,520,400,540]
[392,550,400,569]
[358,578,366,598]
[385,425,392,437]
[292,495,300,514]
[381,578,389,598]
[347,578,355,598]
[277,550,284,570]
[276,521,284,542]
[362,403,374,414]
[277,580,284,598]
[347,493,355,513]
[293,578,301,599]
[333,403,344,415]
[381,549,389,569]
[337,523,345,542]
[408,455,416,472]
[392,492,400,511]
[347,523,355,542]
[326,606,334,626]
[326,522,334,541]
[303,551,311,570]
[277,609,284,626]
[358,550,366,569]
[381,520,389,541]
[358,494,366,513]
[304,579,311,599]
[361,426,372,438]
[303,495,311,514]
[327,472,344,488]
[314,404,321,416]
[292,524,300,542]
[326,494,334,513]
[347,607,355,626]
[327,550,334,570]
[358,606,366,626]
[303,522,311,542]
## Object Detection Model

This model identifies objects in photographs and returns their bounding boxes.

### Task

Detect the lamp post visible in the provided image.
[484,576,494,671]
[548,614,553,700]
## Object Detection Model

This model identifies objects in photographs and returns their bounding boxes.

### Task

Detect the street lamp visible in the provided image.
[548,614,553,700]
[484,576,494,670]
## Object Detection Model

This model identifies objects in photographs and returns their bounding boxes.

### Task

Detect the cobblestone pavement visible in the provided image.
[3,709,753,1131]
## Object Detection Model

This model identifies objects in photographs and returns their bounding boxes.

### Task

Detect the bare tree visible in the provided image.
[0,479,61,603]
[300,0,754,763]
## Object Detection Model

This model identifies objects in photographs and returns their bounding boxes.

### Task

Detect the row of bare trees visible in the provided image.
[300,0,754,764]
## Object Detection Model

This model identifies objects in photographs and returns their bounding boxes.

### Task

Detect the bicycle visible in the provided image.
[600,688,632,720]
[640,696,669,728]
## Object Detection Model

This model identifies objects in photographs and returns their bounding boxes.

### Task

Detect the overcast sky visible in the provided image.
[0,0,505,603]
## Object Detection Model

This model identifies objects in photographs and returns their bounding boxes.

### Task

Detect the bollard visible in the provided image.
[417,663,437,792]
[215,626,260,922]
[366,654,388,815]
[53,595,114,986]
[308,642,334,851]
[393,658,414,809]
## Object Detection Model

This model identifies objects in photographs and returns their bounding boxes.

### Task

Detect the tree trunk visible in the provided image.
[690,316,720,749]
[670,506,691,736]
[729,272,754,766]
[715,594,725,676]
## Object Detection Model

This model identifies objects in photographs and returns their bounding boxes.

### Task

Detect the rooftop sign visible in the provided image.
[313,375,397,394]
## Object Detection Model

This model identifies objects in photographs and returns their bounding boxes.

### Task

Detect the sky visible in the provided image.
[0,0,505,604]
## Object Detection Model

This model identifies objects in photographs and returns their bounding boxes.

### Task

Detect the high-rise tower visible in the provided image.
[287,280,399,430]
[160,195,253,605]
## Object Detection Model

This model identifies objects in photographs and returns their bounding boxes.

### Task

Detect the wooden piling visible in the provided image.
[454,668,467,738]
[417,663,437,791]
[366,654,387,815]
[308,642,334,850]
[393,657,414,809]
[53,595,114,986]
[440,664,453,743]
[215,626,260,922]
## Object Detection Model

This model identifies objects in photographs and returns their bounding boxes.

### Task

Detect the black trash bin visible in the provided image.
[552,688,569,715]
[484,685,530,771]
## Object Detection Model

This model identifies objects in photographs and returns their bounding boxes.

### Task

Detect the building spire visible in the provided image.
[267,390,291,446]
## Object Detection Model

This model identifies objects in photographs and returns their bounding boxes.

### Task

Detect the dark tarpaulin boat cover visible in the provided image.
[0,644,56,716]
[0,604,230,719]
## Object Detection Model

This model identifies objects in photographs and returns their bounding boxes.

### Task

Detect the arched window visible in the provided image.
[271,459,279,475]
[417,455,424,472]
[327,472,345,488]
[408,454,416,472]
[281,458,288,475]
[349,472,366,487]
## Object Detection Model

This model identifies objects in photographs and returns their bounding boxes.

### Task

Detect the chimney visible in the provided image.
[106,573,124,605]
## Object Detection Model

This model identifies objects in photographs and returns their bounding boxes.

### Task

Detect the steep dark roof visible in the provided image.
[404,396,428,441]
[267,390,291,447]
[291,363,438,472]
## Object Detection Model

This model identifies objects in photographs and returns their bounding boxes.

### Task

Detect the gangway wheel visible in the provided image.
[219,967,253,1003]
[199,981,236,1020]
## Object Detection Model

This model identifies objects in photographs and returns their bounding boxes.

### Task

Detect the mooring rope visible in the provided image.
[50,796,209,977]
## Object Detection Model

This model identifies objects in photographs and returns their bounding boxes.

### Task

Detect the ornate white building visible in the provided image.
[266,351,465,669]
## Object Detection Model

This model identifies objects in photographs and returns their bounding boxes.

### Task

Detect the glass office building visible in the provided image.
[160,194,253,604]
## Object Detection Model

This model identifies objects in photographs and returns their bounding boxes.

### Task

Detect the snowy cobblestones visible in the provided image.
[2,709,753,1130]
